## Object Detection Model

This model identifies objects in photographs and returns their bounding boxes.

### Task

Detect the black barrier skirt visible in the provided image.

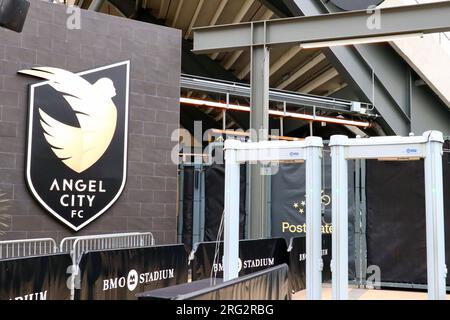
[182,166,195,252]
[0,254,72,300]
[184,264,291,300]
[366,146,450,285]
[76,245,188,300]
[204,163,247,242]
[288,234,332,292]
[191,238,288,281]
[137,265,291,300]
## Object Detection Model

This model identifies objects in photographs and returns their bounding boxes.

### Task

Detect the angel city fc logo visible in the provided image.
[20,61,130,231]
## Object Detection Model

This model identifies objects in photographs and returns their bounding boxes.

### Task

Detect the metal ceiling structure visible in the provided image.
[138,0,346,97]
[78,0,347,98]
[75,0,450,138]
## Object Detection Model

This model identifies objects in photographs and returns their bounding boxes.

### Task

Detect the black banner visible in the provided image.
[191,238,288,281]
[182,166,194,252]
[288,234,332,292]
[366,142,450,285]
[137,264,291,301]
[76,245,188,300]
[184,264,291,300]
[270,148,356,277]
[0,254,72,300]
[204,164,247,242]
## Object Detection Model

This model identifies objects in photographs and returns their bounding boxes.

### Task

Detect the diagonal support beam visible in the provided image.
[298,68,339,93]
[159,0,169,19]
[193,2,450,54]
[185,0,205,39]
[223,10,274,70]
[171,0,184,27]
[210,0,254,60]
[210,0,228,25]
[88,0,106,11]
[277,53,325,90]
[270,45,301,77]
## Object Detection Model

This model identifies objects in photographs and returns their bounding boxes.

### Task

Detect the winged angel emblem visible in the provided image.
[19,67,118,173]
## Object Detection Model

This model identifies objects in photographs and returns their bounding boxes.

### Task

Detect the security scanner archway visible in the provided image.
[223,137,323,299]
[330,131,446,300]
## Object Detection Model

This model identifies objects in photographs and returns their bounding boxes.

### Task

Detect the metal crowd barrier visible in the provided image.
[0,238,58,260]
[60,232,155,265]
[60,232,156,300]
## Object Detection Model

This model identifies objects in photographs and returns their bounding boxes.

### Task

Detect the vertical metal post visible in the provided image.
[360,159,368,287]
[224,92,229,131]
[223,140,241,281]
[305,137,323,300]
[222,110,226,130]
[424,131,446,300]
[245,164,250,239]
[249,43,270,239]
[330,136,349,300]
[354,159,362,287]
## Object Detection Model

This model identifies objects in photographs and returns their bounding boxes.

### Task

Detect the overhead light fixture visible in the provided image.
[180,97,370,128]
[207,129,302,141]
[299,33,423,49]
[180,97,250,112]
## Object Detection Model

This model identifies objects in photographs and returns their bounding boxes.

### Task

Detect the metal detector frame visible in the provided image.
[223,137,323,299]
[330,131,447,300]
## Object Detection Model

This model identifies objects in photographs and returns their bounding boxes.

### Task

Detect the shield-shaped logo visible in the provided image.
[21,61,130,231]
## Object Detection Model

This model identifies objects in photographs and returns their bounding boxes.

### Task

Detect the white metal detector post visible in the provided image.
[224,137,324,299]
[330,131,446,300]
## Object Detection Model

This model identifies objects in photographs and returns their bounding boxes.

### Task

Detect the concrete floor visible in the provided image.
[292,285,450,300]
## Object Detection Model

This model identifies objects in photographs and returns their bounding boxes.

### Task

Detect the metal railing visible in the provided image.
[0,238,58,260]
[61,232,155,300]
[60,232,155,264]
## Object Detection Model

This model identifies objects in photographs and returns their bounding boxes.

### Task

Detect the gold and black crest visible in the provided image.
[20,61,130,231]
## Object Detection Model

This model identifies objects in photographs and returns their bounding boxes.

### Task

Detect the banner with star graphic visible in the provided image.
[270,149,356,277]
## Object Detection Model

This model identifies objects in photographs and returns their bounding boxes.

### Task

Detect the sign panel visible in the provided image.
[191,238,288,281]
[288,235,332,292]
[76,245,188,300]
[0,254,72,300]
[20,61,130,231]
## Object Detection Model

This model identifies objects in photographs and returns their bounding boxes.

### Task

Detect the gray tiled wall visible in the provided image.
[0,0,181,244]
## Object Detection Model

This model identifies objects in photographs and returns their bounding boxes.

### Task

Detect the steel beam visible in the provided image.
[171,0,184,27]
[88,0,106,11]
[185,0,205,39]
[210,0,253,60]
[223,10,274,70]
[249,45,270,239]
[193,2,450,54]
[210,0,228,25]
[158,0,169,19]
[299,68,339,93]
[277,53,326,90]
[179,74,377,116]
